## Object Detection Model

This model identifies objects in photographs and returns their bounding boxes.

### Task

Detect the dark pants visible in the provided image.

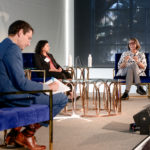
[47,70,72,79]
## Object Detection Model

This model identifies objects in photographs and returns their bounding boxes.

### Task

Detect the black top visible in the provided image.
[34,53,61,72]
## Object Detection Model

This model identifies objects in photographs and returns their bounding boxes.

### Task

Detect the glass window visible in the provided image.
[75,0,150,67]
[94,0,150,67]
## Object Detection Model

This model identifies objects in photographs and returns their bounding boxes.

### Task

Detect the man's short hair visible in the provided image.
[8,20,34,35]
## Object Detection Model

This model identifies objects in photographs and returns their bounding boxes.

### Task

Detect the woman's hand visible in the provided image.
[49,68,61,72]
[120,55,129,68]
[133,56,138,63]
[58,67,62,72]
[133,56,145,69]
[124,56,130,63]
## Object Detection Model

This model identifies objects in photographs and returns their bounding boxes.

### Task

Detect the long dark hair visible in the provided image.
[35,40,48,54]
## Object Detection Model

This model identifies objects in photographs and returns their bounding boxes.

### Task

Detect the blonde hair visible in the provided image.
[128,38,141,50]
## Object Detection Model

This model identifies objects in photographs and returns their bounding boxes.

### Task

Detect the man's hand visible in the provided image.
[48,81,59,91]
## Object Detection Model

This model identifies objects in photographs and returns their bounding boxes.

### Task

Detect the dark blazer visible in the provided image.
[0,38,43,106]
[34,53,72,79]
[34,53,61,73]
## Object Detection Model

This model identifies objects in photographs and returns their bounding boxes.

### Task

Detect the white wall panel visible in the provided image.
[0,0,74,66]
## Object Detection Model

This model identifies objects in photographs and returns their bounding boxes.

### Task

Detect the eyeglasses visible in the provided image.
[129,42,135,45]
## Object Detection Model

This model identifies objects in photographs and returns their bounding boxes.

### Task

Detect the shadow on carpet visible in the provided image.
[103,121,139,134]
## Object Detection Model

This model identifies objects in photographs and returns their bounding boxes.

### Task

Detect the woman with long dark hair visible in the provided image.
[34,40,72,79]
[34,40,80,101]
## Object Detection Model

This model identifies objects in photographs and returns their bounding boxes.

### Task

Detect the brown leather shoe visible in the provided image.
[5,135,16,146]
[5,127,22,147]
[5,136,22,147]
[15,132,46,150]
[33,136,46,149]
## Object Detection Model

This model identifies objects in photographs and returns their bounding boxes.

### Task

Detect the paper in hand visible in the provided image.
[44,77,70,95]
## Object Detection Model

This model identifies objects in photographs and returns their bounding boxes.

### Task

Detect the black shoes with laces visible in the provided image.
[121,86,146,100]
[136,86,147,95]
[121,92,129,100]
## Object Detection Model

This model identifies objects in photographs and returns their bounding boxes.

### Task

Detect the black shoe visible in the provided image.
[136,86,146,95]
[75,96,80,101]
[121,92,129,100]
[68,99,72,103]
[68,96,80,103]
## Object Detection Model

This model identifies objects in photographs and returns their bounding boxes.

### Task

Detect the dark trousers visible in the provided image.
[47,70,72,79]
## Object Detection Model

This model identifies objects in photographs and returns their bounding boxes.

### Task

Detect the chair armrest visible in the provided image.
[0,89,51,95]
[0,90,52,111]
[66,67,75,79]
[24,69,31,79]
[30,69,46,83]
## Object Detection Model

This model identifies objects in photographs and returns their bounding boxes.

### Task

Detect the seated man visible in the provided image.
[0,20,68,150]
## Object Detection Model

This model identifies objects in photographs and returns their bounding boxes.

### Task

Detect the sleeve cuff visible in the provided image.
[43,84,50,90]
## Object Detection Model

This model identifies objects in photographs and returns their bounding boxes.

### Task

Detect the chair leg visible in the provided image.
[49,91,53,150]
[4,130,7,144]
[148,84,150,99]
[0,130,7,147]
